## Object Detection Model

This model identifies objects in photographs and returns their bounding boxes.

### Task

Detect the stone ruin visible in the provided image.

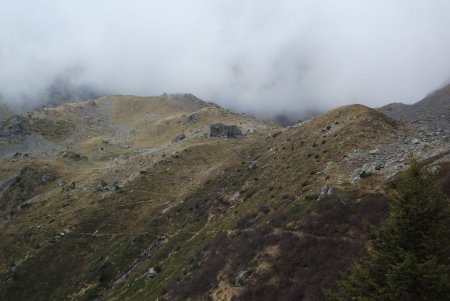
[209,123,242,138]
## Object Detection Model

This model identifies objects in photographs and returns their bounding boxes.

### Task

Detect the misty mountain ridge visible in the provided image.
[2,2,450,299]
[0,85,449,300]
[0,76,104,121]
[380,82,450,132]
[42,77,104,108]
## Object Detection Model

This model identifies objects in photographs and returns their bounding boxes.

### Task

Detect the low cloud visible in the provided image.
[1,0,450,117]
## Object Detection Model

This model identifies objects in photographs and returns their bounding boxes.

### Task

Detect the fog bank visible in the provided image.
[1,0,450,117]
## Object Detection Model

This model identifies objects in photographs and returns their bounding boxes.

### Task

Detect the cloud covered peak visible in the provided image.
[1,0,449,117]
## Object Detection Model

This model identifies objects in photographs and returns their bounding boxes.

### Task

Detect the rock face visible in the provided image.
[210,123,242,138]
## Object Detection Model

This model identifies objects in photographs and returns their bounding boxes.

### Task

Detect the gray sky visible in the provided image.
[1,0,450,116]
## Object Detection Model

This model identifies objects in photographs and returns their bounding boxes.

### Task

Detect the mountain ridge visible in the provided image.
[379,82,450,132]
[0,92,449,301]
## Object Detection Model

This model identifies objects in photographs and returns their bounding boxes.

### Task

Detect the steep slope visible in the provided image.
[0,98,449,301]
[107,104,448,301]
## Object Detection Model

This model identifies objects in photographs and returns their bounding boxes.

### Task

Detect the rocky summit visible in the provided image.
[0,90,449,301]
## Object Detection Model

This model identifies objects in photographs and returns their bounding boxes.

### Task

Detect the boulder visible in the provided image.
[147,266,161,279]
[210,123,242,138]
[359,162,382,178]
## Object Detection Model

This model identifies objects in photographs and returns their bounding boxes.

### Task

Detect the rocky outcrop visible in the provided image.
[210,123,242,138]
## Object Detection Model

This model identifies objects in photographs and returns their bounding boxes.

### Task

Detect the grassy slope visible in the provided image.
[0,102,448,301]
[0,93,276,300]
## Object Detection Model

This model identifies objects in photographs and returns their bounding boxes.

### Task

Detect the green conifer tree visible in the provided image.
[328,161,450,301]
